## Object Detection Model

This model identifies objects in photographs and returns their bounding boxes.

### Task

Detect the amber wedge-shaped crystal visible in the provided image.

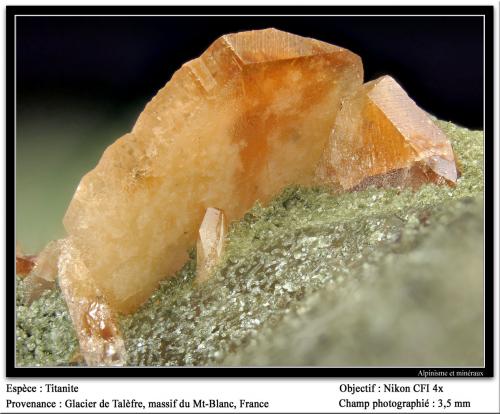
[196,208,227,284]
[61,28,363,313]
[16,256,35,278]
[31,240,61,282]
[20,240,60,304]
[16,242,35,277]
[316,75,458,190]
[58,239,126,366]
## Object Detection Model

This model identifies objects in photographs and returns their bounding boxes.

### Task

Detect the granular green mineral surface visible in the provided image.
[223,196,484,366]
[16,277,79,366]
[16,120,484,367]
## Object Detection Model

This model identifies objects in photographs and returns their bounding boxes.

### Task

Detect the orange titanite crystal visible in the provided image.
[61,28,363,313]
[196,208,227,284]
[316,75,458,190]
[18,241,59,304]
[16,256,35,277]
[15,242,35,277]
[31,240,61,282]
[58,239,126,366]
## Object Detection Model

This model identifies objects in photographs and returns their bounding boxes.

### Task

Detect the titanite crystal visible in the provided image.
[15,255,34,277]
[19,241,60,304]
[31,240,61,282]
[58,239,126,366]
[16,242,35,277]
[196,208,227,283]
[62,28,363,313]
[316,75,458,190]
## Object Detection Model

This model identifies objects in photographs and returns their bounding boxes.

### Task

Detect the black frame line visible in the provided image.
[5,5,494,378]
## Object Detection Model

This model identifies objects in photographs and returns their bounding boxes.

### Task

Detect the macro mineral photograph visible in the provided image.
[12,12,487,371]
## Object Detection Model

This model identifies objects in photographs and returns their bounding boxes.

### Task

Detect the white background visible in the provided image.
[1,0,498,413]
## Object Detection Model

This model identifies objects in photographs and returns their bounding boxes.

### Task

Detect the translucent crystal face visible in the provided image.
[15,256,34,277]
[31,240,61,282]
[58,239,126,366]
[196,208,227,284]
[316,75,458,190]
[62,28,363,313]
[16,243,35,277]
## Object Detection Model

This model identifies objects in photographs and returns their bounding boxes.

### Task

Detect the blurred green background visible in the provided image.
[16,97,143,253]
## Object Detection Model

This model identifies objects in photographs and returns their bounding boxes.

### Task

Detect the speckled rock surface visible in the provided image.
[16,278,79,366]
[16,120,484,367]
[222,196,483,366]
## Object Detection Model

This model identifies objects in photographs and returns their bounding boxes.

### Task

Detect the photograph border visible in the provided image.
[6,4,494,378]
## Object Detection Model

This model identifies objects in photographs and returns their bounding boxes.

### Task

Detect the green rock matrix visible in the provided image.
[16,278,79,366]
[223,195,484,366]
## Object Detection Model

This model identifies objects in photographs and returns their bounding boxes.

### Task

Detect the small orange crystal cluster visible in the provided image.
[18,29,458,366]
[316,75,458,190]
